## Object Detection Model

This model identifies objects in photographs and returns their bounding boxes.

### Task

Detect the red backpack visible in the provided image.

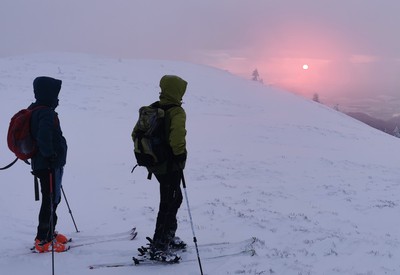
[7,106,46,161]
[2,106,47,201]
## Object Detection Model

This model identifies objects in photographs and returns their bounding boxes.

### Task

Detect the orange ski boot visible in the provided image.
[34,239,69,253]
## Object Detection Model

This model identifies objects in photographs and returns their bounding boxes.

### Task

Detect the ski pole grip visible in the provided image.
[34,176,39,201]
[181,170,187,188]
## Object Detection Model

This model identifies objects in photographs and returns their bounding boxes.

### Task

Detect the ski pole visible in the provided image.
[49,171,55,275]
[61,186,79,232]
[181,171,203,275]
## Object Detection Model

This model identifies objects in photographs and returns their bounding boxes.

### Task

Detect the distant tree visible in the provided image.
[393,126,400,138]
[252,69,260,81]
[312,93,320,103]
[333,104,340,111]
[251,69,264,84]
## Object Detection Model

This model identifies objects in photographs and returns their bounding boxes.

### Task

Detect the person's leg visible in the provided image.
[164,171,183,241]
[53,167,63,205]
[152,171,182,250]
[152,173,171,250]
[35,170,52,241]
[35,169,62,241]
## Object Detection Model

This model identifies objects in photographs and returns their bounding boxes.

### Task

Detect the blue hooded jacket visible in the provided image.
[29,76,67,170]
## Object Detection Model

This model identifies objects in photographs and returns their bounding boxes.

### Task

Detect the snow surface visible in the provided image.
[1,53,400,275]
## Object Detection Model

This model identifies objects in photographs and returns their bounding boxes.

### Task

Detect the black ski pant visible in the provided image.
[33,168,63,241]
[152,170,183,250]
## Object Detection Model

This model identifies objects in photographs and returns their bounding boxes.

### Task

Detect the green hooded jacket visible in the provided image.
[133,75,188,175]
[159,75,187,156]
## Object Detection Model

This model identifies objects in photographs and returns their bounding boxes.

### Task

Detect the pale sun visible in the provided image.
[302,64,309,70]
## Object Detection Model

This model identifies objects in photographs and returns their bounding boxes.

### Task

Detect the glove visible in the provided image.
[173,153,187,163]
[173,153,187,169]
[46,153,58,168]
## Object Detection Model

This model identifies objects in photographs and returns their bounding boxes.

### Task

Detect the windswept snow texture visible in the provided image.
[1,53,400,275]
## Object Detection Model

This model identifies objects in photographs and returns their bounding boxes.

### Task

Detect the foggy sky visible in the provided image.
[1,0,399,118]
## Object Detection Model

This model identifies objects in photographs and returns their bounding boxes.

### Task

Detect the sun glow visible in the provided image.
[302,64,309,70]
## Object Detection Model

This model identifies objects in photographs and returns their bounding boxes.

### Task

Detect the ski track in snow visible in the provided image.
[0,53,400,274]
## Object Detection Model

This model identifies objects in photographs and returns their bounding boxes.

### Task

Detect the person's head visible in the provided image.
[33,76,62,108]
[159,75,187,105]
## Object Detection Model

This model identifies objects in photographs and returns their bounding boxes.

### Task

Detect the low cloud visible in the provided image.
[349,55,380,64]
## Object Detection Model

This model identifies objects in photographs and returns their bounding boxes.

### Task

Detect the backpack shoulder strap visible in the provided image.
[0,157,18,170]
[162,104,179,111]
[28,105,50,112]
[150,101,179,111]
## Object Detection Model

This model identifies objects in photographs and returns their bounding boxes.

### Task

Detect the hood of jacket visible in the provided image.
[159,75,187,106]
[33,76,62,108]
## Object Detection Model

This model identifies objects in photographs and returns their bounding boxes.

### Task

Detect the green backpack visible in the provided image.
[132,103,174,169]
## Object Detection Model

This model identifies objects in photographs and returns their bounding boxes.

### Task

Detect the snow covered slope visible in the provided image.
[1,53,400,275]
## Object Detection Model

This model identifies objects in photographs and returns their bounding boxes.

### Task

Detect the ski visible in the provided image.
[89,237,257,269]
[70,227,137,249]
[30,227,137,252]
[132,254,181,265]
[90,247,255,269]
[131,248,255,266]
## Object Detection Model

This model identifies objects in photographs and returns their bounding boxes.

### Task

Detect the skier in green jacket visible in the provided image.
[134,75,188,261]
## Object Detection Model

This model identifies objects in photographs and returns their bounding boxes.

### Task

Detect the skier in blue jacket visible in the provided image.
[29,76,69,253]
